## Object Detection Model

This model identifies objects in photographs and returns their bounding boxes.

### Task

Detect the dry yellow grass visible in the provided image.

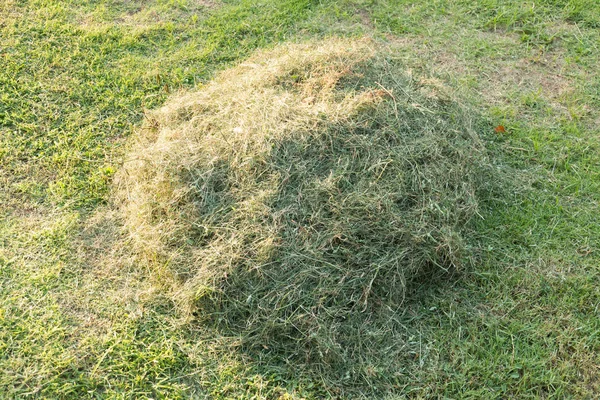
[116,38,493,378]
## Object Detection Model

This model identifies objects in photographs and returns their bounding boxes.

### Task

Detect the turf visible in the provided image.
[1,0,599,398]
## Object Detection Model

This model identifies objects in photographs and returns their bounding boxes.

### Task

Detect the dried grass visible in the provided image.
[116,38,493,379]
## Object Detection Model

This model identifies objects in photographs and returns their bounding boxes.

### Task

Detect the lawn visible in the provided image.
[1,0,599,398]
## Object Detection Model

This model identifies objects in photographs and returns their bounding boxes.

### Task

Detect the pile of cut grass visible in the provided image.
[117,38,494,377]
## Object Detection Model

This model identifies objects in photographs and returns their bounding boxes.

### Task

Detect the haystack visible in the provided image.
[117,38,489,369]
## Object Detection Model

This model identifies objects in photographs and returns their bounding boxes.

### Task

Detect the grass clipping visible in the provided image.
[118,38,488,367]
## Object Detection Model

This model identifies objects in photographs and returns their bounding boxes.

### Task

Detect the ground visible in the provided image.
[0,0,599,398]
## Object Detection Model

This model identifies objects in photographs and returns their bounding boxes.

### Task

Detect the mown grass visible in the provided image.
[1,0,599,398]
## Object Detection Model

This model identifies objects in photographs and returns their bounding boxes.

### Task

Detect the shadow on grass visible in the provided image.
[178,117,515,398]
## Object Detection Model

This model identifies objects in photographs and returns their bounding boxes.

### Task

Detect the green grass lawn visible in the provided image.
[1,0,599,398]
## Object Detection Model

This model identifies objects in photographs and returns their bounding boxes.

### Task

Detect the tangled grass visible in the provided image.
[117,38,494,383]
